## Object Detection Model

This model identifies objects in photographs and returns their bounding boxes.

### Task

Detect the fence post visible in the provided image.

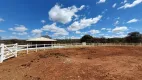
[27,44,29,54]
[58,44,60,48]
[36,44,37,52]
[0,44,4,63]
[15,43,18,57]
[44,44,45,50]
[51,44,54,49]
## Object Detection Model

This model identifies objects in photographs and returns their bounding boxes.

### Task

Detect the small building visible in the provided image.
[26,36,56,44]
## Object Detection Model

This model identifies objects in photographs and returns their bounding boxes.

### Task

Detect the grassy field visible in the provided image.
[0,46,142,80]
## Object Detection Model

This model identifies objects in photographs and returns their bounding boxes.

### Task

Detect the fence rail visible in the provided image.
[0,43,142,63]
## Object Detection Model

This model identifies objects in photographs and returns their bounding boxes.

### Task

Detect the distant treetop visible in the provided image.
[42,35,52,39]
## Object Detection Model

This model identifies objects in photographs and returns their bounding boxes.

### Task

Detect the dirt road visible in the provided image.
[0,46,142,80]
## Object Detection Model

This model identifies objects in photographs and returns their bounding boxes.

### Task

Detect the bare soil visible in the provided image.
[0,46,142,80]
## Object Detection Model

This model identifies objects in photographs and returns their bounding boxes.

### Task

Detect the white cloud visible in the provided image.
[12,32,27,35]
[118,0,142,9]
[79,32,88,35]
[31,29,43,37]
[112,3,117,8]
[103,32,127,38]
[101,9,108,14]
[42,23,69,36]
[114,20,119,25]
[41,20,46,24]
[106,17,110,20]
[101,28,111,31]
[124,0,127,3]
[9,25,28,32]
[112,26,128,33]
[116,17,120,19]
[19,32,27,35]
[9,25,28,36]
[76,31,81,34]
[97,0,106,4]
[127,18,139,23]
[0,18,4,22]
[68,15,102,31]
[101,28,106,30]
[121,0,128,4]
[10,36,18,39]
[99,34,105,36]
[106,28,112,31]
[70,36,80,39]
[89,30,100,34]
[104,34,127,38]
[49,4,85,24]
[0,30,5,32]
[101,28,112,33]
[12,32,17,35]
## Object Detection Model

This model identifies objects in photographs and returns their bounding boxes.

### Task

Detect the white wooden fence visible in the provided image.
[0,43,18,63]
[0,43,66,63]
[0,43,142,63]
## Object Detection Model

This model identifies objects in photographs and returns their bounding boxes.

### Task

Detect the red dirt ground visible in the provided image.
[0,46,142,80]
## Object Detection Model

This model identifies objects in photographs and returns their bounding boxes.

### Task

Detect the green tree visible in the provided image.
[125,32,142,43]
[81,34,94,43]
[100,37,107,43]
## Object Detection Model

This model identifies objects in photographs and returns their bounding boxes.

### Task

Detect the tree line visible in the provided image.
[0,39,27,45]
[0,32,142,44]
[80,32,142,43]
[58,32,142,43]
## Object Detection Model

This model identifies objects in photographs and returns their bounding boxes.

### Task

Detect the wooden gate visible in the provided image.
[0,43,18,63]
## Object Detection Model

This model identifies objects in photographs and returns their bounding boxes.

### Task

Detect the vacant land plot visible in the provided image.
[0,46,142,80]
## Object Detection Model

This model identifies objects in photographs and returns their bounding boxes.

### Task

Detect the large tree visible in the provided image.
[125,32,142,43]
[80,34,94,43]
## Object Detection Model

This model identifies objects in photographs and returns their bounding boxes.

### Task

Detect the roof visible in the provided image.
[26,37,56,41]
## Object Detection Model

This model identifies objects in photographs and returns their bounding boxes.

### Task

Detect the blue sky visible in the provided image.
[0,0,142,39]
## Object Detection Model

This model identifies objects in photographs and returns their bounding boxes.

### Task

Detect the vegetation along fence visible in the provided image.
[0,43,142,63]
